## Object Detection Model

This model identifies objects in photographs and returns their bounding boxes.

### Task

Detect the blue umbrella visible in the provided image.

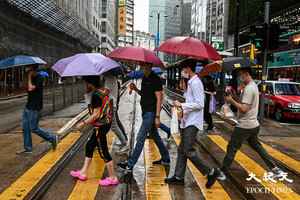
[38,71,49,78]
[127,68,163,79]
[127,70,144,79]
[0,55,47,69]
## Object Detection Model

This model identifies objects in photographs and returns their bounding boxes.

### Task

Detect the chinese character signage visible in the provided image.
[118,6,126,36]
[119,0,125,6]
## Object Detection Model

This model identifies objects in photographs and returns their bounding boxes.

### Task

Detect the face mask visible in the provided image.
[181,71,189,79]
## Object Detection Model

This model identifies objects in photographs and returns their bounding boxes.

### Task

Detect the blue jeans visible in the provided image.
[22,108,55,151]
[160,123,171,136]
[128,112,170,168]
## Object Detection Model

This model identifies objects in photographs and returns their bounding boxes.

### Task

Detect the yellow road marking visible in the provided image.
[262,143,300,174]
[144,139,172,200]
[223,129,300,175]
[68,132,115,200]
[209,135,300,200]
[0,131,82,200]
[173,135,231,200]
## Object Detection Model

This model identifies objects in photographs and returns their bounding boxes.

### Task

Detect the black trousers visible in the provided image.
[204,94,213,129]
[175,126,210,179]
[222,126,275,172]
[85,123,112,163]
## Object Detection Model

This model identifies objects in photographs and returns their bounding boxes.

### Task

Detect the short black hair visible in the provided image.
[181,59,197,72]
[83,76,100,88]
[237,67,252,77]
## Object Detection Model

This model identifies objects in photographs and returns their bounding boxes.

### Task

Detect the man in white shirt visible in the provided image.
[165,59,212,185]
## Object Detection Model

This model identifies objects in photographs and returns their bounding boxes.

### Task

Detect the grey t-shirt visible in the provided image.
[237,81,260,129]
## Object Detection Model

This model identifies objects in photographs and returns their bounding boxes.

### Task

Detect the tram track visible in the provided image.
[213,112,300,179]
[0,82,131,200]
[162,88,300,200]
[162,103,252,200]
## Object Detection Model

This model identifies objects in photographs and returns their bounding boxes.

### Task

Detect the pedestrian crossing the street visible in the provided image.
[208,135,300,200]
[1,130,300,199]
[68,132,115,200]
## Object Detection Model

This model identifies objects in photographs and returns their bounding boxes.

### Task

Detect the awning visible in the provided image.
[5,0,100,48]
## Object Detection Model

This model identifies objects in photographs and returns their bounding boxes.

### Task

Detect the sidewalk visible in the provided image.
[0,102,86,193]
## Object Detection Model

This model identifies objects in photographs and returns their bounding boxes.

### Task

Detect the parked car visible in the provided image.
[257,81,300,121]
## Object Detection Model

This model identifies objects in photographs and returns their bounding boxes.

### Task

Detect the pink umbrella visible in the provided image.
[157,36,221,61]
[52,53,120,77]
[108,46,164,67]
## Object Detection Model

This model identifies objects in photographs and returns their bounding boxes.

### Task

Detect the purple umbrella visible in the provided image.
[52,53,120,77]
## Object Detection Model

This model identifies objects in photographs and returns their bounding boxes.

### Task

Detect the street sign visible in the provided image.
[212,36,224,51]
[118,6,126,36]
[119,0,125,6]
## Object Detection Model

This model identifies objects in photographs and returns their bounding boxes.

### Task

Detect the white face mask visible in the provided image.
[181,71,189,79]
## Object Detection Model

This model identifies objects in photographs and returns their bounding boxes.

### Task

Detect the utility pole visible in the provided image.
[234,0,240,56]
[156,12,160,55]
[259,1,271,121]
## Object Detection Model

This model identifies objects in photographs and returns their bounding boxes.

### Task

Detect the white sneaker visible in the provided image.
[217,170,226,181]
[116,145,130,154]
[272,167,285,178]
[115,140,122,146]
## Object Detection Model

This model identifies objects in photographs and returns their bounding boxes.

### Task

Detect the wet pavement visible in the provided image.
[1,85,300,199]
[0,102,86,193]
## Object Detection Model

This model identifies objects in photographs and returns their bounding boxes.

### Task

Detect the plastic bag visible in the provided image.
[220,103,235,118]
[171,107,179,134]
[209,95,217,114]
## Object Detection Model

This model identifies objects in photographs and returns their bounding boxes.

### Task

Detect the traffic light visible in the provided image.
[249,23,289,51]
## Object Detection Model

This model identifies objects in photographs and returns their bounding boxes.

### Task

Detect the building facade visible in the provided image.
[118,0,134,47]
[191,0,207,40]
[149,0,167,48]
[100,0,117,54]
[134,31,155,50]
[181,0,192,36]
[0,0,99,96]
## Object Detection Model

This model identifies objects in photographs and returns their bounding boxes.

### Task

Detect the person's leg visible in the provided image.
[247,127,276,170]
[29,110,55,142]
[181,126,210,175]
[22,108,33,152]
[206,127,249,188]
[111,108,127,145]
[204,95,214,130]
[221,127,249,172]
[173,130,188,179]
[159,123,171,138]
[115,108,128,140]
[98,124,117,179]
[151,125,170,163]
[127,112,153,168]
[80,129,98,176]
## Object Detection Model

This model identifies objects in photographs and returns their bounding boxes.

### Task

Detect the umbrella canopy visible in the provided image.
[108,46,164,67]
[157,36,221,61]
[199,62,222,77]
[222,57,251,72]
[127,67,163,79]
[0,55,46,69]
[52,53,120,77]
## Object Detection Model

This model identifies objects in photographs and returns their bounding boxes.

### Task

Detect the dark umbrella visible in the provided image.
[157,36,221,61]
[222,57,251,72]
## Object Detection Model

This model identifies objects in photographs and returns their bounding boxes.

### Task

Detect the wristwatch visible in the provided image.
[155,115,160,118]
